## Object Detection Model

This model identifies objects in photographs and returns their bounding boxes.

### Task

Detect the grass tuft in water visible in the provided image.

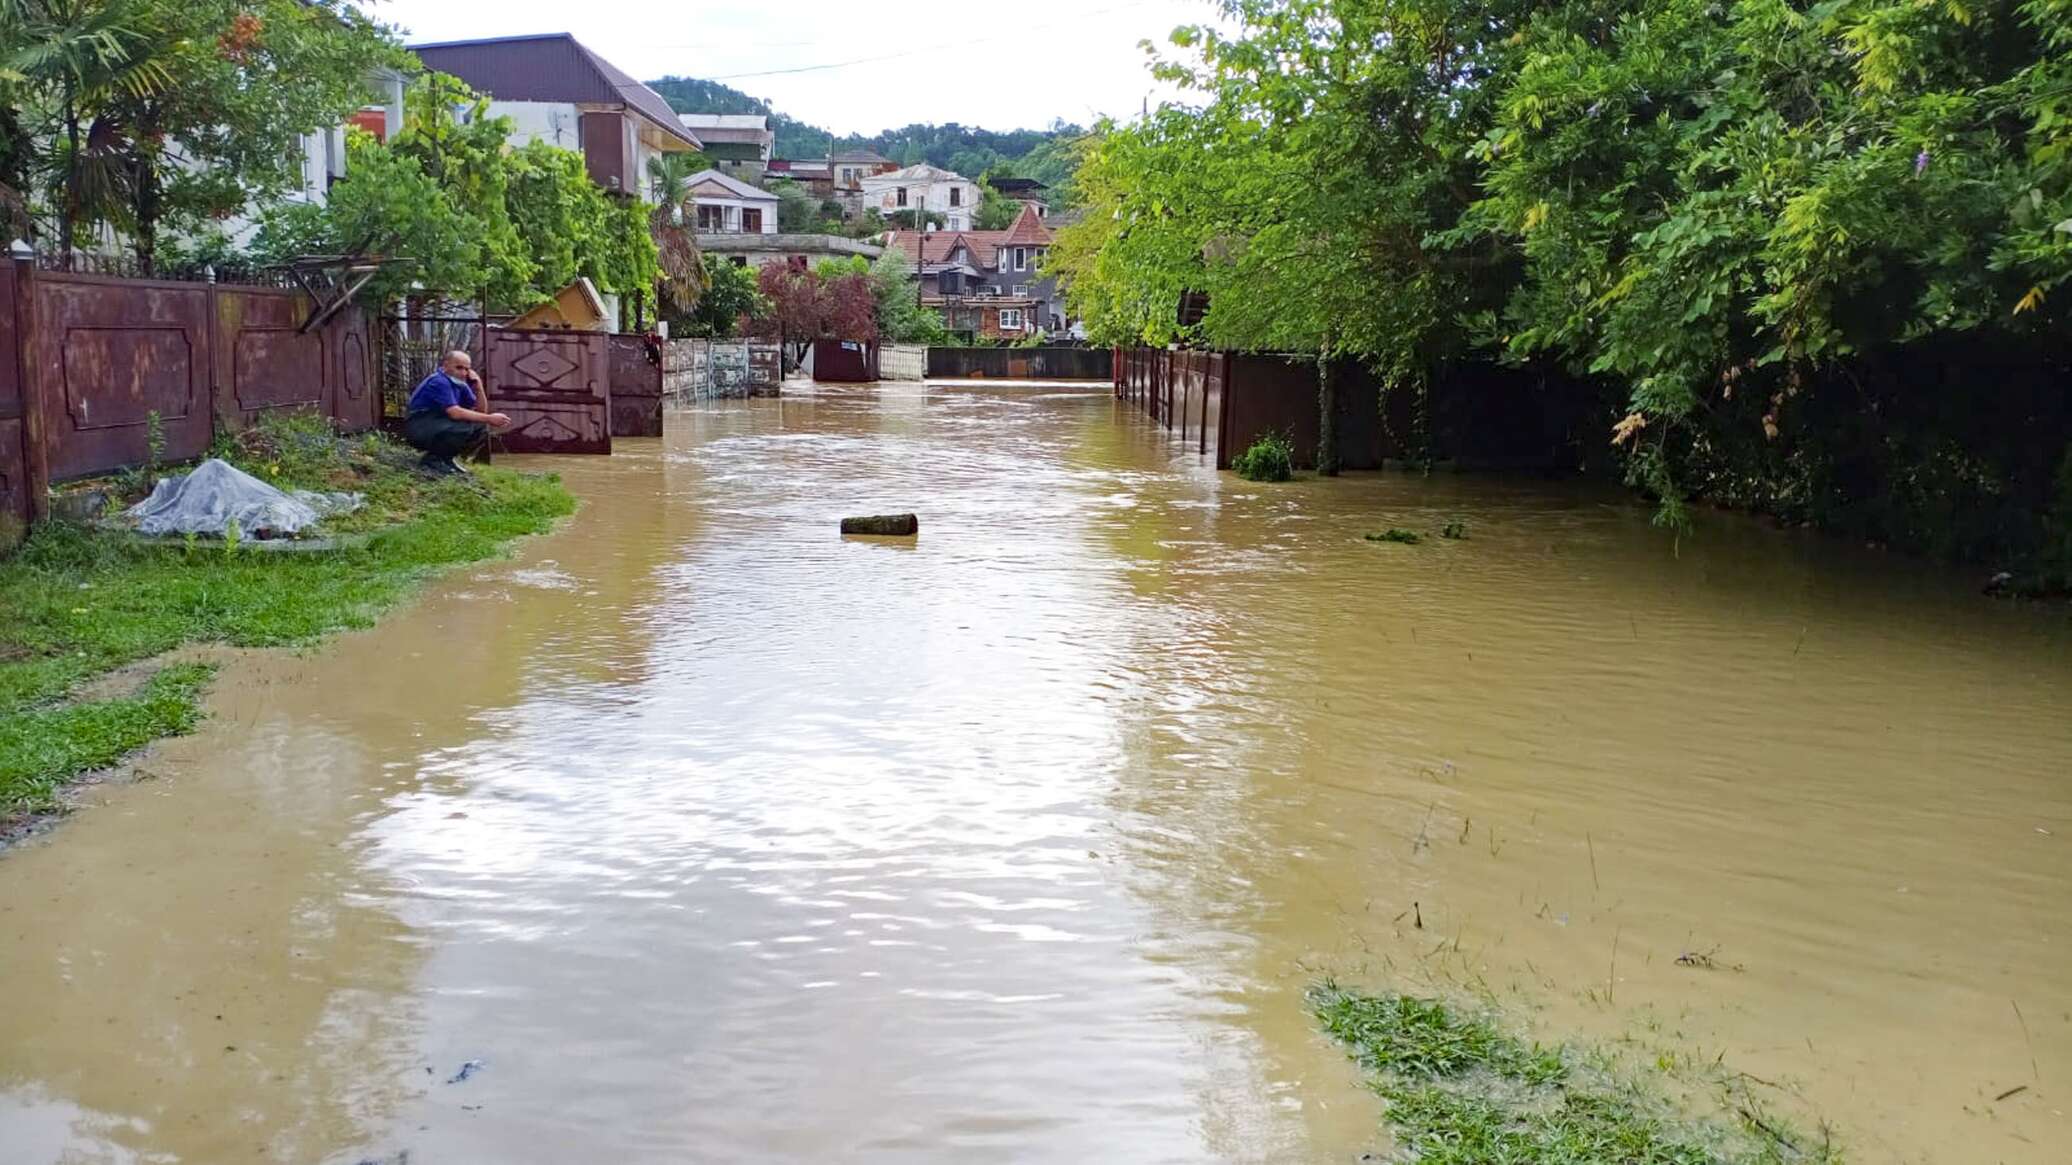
[1311,983,1842,1165]
[1441,519,1468,539]
[1366,527,1423,544]
[0,413,576,818]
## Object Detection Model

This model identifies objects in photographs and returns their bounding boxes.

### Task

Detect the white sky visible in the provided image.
[369,0,1211,136]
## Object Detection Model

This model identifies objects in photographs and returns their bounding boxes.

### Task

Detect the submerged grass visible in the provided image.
[1312,983,1842,1165]
[0,413,576,817]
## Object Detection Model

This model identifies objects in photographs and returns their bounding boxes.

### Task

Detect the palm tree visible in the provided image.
[1,0,170,262]
[645,151,708,317]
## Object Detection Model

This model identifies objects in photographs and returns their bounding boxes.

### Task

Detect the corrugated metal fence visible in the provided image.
[927,346,1113,380]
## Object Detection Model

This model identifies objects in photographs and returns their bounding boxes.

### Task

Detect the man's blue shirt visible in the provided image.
[407,370,478,416]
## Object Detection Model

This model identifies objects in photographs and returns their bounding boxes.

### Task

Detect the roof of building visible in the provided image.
[999,203,1050,245]
[410,34,702,150]
[685,169,778,203]
[861,163,969,186]
[830,149,895,165]
[679,114,773,146]
[885,204,1055,269]
[987,176,1048,193]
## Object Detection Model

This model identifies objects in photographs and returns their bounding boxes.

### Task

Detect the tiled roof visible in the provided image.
[999,203,1050,245]
[886,211,1055,270]
[410,34,702,150]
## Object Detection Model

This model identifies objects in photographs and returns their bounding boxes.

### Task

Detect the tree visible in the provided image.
[971,178,1020,230]
[870,248,945,344]
[254,72,660,313]
[2,0,406,269]
[670,255,761,338]
[1057,0,2072,564]
[768,178,819,232]
[751,259,877,369]
[3,0,171,260]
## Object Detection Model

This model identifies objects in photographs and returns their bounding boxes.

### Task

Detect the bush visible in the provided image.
[1365,528,1421,544]
[1232,431,1295,482]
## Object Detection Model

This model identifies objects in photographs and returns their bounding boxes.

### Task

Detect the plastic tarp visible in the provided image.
[125,458,361,539]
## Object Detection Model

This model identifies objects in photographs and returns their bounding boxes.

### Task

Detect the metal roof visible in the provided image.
[410,34,702,150]
[685,169,777,203]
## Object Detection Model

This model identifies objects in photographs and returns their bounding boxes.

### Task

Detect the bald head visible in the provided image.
[441,350,474,376]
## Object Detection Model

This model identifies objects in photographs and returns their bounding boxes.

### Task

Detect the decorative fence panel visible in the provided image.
[608,333,663,437]
[483,327,610,454]
[0,261,36,544]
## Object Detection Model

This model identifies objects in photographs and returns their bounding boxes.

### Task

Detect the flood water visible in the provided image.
[2,384,2069,1164]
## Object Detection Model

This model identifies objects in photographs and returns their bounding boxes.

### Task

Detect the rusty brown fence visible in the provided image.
[0,255,378,541]
[1117,347,1589,472]
[927,345,1113,380]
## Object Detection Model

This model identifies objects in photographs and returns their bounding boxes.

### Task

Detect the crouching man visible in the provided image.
[404,351,512,475]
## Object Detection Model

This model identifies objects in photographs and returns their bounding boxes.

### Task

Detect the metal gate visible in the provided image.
[377,298,485,429]
[0,259,35,543]
[607,333,662,437]
[484,327,610,454]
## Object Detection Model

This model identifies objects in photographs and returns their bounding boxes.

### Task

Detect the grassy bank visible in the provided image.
[0,415,575,818]
[1312,984,1841,1164]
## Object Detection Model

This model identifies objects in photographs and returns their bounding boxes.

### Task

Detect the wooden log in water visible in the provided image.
[840,513,919,536]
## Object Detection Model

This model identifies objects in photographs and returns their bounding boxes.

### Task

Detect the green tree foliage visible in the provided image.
[255,73,662,313]
[971,179,1021,230]
[669,255,763,338]
[1057,0,2072,559]
[1,0,405,267]
[870,248,947,344]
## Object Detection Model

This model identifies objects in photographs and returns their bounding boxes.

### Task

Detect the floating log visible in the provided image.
[841,513,919,536]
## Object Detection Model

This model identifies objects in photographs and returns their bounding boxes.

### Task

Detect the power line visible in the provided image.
[699,1,1163,81]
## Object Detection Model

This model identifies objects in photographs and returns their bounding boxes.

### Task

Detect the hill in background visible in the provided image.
[647,76,1083,197]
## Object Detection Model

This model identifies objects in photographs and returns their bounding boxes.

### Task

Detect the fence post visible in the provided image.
[10,248,50,523]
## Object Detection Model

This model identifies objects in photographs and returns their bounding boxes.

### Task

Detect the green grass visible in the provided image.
[0,413,576,816]
[1366,527,1423,544]
[1311,984,1842,1165]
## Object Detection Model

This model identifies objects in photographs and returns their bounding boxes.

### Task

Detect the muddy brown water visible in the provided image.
[2,384,2069,1163]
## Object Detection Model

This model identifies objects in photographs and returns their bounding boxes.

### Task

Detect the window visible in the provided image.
[988,284,1002,295]
[730,256,748,267]
[1014,247,1028,272]
[949,186,961,206]
[999,309,1024,329]
[742,207,763,233]
[896,187,907,207]
[697,205,724,231]
[1013,285,1028,296]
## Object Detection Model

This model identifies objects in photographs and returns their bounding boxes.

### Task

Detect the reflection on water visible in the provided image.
[1,383,2068,1163]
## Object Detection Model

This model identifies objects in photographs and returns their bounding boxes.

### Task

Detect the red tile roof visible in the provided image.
[1000,203,1050,245]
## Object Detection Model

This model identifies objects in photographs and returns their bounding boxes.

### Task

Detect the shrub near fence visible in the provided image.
[926,346,1114,381]
[1,256,377,544]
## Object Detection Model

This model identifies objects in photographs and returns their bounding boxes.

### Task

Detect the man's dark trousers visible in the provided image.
[403,410,488,466]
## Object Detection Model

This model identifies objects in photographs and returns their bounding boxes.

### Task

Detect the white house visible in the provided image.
[411,34,704,197]
[686,169,779,235]
[858,164,978,231]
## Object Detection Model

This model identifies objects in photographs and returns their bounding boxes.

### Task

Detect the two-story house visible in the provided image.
[685,169,778,236]
[858,164,978,231]
[884,205,1066,338]
[410,33,704,196]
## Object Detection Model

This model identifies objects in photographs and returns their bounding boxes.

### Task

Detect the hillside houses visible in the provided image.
[884,204,1066,339]
[859,164,979,231]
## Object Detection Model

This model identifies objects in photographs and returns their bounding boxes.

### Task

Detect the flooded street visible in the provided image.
[3,384,2070,1163]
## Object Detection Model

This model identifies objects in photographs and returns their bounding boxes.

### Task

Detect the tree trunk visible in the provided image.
[1316,349,1340,477]
[130,156,160,276]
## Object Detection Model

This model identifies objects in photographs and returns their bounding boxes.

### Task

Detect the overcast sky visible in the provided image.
[371,0,1211,136]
